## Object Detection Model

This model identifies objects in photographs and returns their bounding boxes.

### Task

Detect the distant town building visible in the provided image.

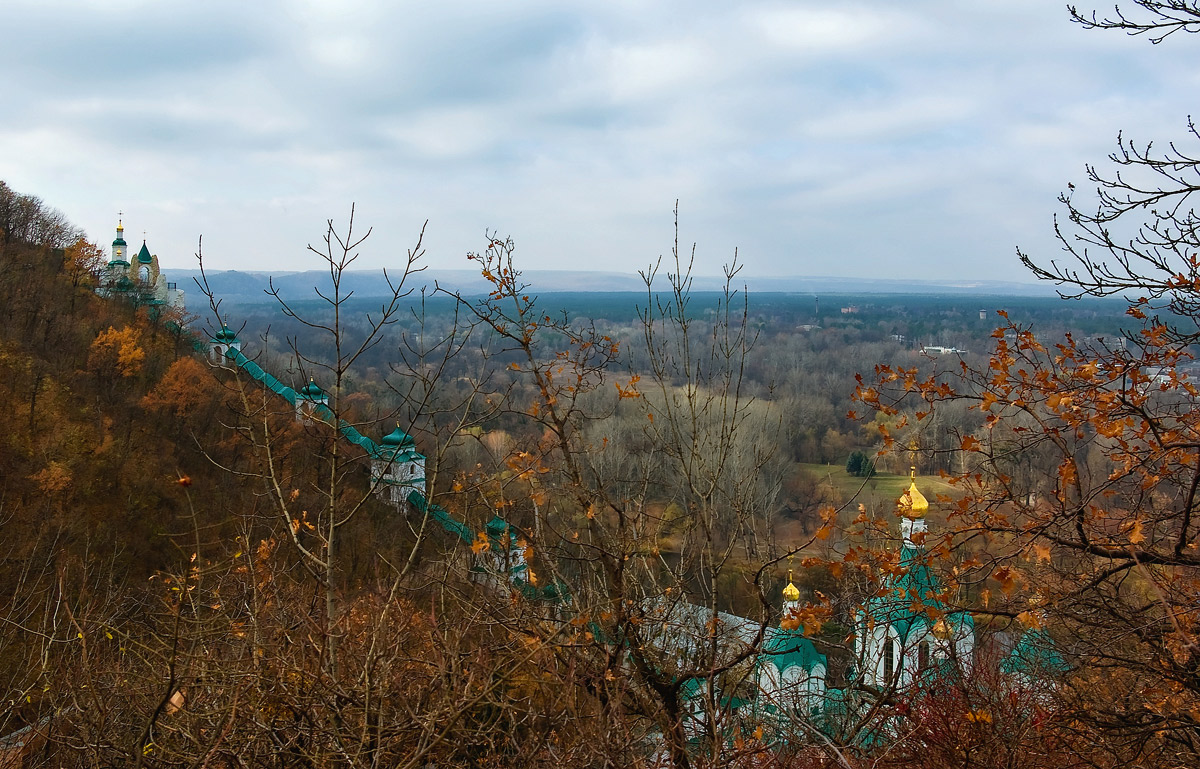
[1083,335,1127,351]
[920,344,967,355]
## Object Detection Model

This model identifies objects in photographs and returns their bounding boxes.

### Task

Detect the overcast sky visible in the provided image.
[2,1,1195,281]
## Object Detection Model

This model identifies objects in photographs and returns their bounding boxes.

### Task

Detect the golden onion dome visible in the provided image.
[931,618,953,640]
[898,469,929,519]
[782,581,800,603]
[900,482,929,518]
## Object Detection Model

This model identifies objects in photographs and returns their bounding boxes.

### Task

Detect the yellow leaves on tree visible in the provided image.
[141,357,219,418]
[1058,459,1078,488]
[505,449,550,482]
[992,565,1018,597]
[614,374,641,399]
[781,603,831,635]
[964,709,993,724]
[64,238,105,285]
[1128,518,1146,545]
[88,326,145,380]
[32,461,72,495]
[1016,610,1043,630]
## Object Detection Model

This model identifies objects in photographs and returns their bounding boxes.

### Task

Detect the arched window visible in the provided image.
[918,640,930,674]
[761,665,780,698]
[138,265,150,282]
[884,638,895,683]
[782,665,801,691]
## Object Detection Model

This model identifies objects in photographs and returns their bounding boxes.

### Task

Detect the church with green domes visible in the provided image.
[99,216,184,309]
[854,473,975,690]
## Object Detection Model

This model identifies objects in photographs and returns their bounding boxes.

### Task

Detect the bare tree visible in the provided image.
[1069,1,1200,42]
[446,212,830,767]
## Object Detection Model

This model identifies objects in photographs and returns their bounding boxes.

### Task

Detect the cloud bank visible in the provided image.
[2,1,1195,282]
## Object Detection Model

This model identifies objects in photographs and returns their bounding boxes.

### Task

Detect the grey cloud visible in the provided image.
[2,0,1196,282]
[3,2,278,92]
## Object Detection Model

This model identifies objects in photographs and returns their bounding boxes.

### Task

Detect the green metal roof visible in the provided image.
[112,236,126,247]
[380,425,416,448]
[863,545,973,643]
[209,340,551,590]
[298,380,326,399]
[406,490,474,543]
[680,677,704,700]
[485,515,519,542]
[1001,628,1069,676]
[761,627,826,673]
[137,242,152,263]
[513,576,568,602]
[816,688,891,749]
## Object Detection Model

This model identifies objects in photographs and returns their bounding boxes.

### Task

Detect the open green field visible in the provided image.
[798,463,959,509]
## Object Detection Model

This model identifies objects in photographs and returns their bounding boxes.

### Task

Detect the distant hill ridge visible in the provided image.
[164,268,1054,302]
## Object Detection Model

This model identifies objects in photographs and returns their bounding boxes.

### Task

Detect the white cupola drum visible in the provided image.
[209,323,242,368]
[295,378,328,423]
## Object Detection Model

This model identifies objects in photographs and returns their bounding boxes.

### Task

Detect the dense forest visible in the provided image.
[2,180,1197,768]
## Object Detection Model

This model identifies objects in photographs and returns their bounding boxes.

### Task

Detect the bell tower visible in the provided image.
[110,214,128,266]
[209,321,242,368]
[855,472,976,690]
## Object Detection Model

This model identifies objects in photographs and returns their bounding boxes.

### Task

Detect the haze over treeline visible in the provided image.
[170,267,1059,302]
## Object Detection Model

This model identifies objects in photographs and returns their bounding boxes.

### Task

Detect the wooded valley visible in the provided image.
[2,181,1196,768]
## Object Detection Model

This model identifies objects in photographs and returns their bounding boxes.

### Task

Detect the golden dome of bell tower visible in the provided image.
[899,467,930,546]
